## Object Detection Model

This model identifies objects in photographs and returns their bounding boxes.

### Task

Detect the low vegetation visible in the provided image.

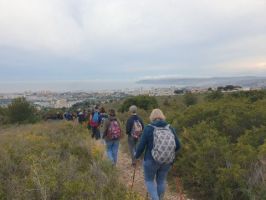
[0,97,39,125]
[169,90,266,200]
[1,90,266,200]
[0,121,137,200]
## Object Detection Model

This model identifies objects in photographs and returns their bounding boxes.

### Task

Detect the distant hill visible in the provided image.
[137,76,266,88]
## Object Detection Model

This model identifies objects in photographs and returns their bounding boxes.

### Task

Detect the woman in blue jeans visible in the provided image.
[135,109,181,200]
[103,109,122,165]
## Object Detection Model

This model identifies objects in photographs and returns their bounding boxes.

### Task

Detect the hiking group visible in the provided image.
[87,105,181,200]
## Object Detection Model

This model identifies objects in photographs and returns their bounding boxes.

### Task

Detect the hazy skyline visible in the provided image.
[0,0,266,86]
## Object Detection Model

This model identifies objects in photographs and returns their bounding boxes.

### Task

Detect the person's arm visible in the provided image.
[98,112,102,125]
[126,117,132,135]
[102,119,110,138]
[135,125,150,159]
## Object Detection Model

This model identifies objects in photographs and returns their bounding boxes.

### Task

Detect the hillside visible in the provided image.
[1,90,266,200]
[0,121,143,200]
[114,90,266,200]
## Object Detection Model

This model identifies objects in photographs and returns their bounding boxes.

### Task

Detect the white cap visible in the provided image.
[129,105,137,113]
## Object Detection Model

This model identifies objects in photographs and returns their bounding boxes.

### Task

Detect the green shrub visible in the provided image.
[170,91,266,199]
[183,93,197,107]
[7,97,38,124]
[0,122,129,199]
[119,95,158,112]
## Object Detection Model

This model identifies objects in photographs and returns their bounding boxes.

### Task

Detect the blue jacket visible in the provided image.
[126,114,144,136]
[135,120,181,161]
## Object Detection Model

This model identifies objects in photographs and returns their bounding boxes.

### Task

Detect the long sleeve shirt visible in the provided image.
[135,119,181,161]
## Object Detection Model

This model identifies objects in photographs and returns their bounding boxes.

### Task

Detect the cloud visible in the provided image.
[0,0,265,81]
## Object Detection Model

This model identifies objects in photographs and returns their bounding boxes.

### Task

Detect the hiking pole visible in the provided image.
[145,192,149,200]
[131,164,137,190]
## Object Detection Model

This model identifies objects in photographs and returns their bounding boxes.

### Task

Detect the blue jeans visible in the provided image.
[105,140,119,165]
[143,159,171,200]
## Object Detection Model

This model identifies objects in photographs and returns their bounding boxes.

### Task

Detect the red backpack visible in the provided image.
[107,120,122,139]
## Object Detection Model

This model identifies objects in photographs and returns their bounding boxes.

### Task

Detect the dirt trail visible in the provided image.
[116,149,183,200]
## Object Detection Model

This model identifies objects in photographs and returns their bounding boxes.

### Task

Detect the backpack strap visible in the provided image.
[148,124,170,129]
[148,124,156,129]
[165,124,170,129]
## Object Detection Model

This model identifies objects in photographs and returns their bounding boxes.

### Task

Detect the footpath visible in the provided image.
[116,149,185,200]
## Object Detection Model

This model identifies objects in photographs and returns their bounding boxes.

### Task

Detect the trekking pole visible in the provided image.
[130,164,137,190]
[145,192,149,200]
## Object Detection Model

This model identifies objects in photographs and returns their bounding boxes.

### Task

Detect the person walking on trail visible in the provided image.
[77,109,84,124]
[99,107,108,139]
[135,109,181,200]
[90,106,102,140]
[126,105,144,166]
[103,109,123,166]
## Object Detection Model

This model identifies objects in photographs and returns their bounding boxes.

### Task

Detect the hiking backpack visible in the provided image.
[151,124,176,164]
[107,120,122,140]
[131,120,143,139]
[90,112,99,127]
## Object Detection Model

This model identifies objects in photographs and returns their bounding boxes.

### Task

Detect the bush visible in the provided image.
[205,90,224,101]
[170,91,266,199]
[0,122,131,199]
[0,107,8,125]
[183,93,197,106]
[119,96,158,112]
[7,97,38,124]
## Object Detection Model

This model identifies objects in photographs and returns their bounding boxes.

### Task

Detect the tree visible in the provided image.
[8,97,38,124]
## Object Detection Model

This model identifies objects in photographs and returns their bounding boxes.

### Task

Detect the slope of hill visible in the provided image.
[0,121,139,200]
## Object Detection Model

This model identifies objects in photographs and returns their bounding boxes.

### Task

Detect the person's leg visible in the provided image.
[95,128,101,140]
[112,140,120,165]
[105,141,114,164]
[156,164,172,200]
[143,160,159,200]
[128,136,136,165]
[91,127,96,138]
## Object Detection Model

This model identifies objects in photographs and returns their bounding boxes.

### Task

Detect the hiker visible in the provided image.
[64,111,73,121]
[99,107,108,139]
[90,106,102,140]
[103,109,122,165]
[135,109,181,200]
[77,109,84,124]
[126,105,144,166]
[86,108,92,130]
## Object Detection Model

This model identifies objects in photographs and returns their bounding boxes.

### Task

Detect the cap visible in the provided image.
[129,105,137,113]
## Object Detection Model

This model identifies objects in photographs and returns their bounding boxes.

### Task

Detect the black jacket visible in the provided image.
[126,114,144,136]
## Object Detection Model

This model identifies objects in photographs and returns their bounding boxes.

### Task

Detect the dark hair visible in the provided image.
[100,107,105,113]
[109,109,116,116]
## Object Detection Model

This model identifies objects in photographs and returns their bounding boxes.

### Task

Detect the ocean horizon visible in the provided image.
[0,80,172,93]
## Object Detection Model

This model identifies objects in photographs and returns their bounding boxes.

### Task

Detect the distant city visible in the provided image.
[1,76,266,108]
[0,83,265,109]
[0,87,179,109]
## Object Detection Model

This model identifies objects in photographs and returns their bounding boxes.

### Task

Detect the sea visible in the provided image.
[0,80,175,93]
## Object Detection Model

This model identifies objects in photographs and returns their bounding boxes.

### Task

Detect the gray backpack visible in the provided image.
[150,124,176,164]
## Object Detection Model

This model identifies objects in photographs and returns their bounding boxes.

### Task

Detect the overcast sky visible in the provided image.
[0,0,266,83]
